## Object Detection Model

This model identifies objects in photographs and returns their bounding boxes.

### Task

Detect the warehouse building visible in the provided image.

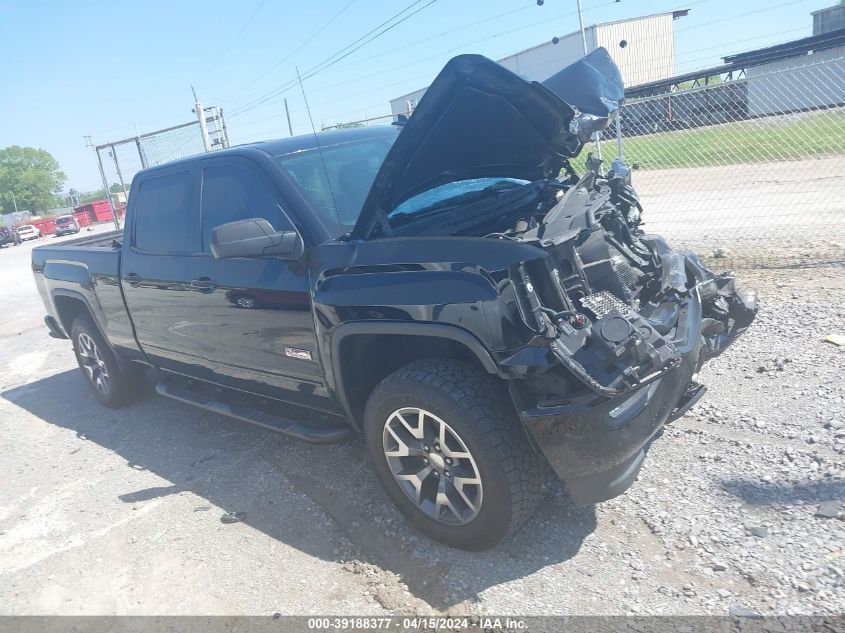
[736,24,845,116]
[389,9,688,120]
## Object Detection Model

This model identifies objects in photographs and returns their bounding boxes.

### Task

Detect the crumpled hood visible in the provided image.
[543,47,624,141]
[351,48,624,240]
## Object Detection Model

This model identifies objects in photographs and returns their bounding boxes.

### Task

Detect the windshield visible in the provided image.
[275,137,395,237]
[57,216,73,223]
[390,178,531,220]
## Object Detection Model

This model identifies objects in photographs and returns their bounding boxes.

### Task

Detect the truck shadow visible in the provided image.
[3,370,596,611]
[721,478,845,506]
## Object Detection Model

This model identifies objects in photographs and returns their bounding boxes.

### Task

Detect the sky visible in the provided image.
[0,0,830,192]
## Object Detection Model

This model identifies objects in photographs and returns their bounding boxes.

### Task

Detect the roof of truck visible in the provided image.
[134,126,400,179]
[242,125,399,156]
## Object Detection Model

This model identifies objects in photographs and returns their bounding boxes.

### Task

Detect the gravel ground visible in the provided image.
[0,227,843,616]
[636,158,845,267]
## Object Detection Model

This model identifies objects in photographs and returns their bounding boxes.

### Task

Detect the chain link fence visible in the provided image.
[96,110,229,213]
[93,55,845,270]
[599,54,845,269]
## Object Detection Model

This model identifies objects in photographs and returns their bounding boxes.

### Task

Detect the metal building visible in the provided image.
[389,9,688,120]
[813,4,845,35]
[724,28,845,117]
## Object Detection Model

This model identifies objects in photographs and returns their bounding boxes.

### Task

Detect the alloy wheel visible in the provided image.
[77,332,111,396]
[382,407,483,525]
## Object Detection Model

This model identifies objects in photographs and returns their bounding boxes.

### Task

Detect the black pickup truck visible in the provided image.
[33,50,756,549]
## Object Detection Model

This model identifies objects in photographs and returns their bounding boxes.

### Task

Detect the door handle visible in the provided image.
[190,278,217,292]
[123,273,141,286]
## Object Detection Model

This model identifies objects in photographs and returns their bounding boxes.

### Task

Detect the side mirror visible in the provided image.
[210,218,303,260]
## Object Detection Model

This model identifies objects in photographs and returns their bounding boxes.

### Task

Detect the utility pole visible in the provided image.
[192,85,212,152]
[284,98,294,136]
[574,0,602,160]
[219,109,231,148]
[84,135,120,230]
[576,0,588,55]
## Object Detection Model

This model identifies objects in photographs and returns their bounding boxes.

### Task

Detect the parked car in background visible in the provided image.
[54,215,80,237]
[16,224,41,241]
[0,226,22,247]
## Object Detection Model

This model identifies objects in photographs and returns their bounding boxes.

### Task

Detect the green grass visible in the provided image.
[607,109,845,170]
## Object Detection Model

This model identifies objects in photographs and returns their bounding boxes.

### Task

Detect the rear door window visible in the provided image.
[199,164,293,253]
[134,171,195,253]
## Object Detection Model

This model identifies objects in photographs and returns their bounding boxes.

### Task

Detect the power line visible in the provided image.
[240,0,620,118]
[304,25,814,128]
[228,0,439,117]
[231,0,812,135]
[195,0,268,83]
[219,0,358,102]
[326,2,536,73]
[221,0,537,109]
[230,0,626,116]
[304,0,440,80]
[228,0,431,113]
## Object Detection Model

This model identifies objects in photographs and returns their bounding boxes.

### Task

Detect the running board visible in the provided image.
[155,378,354,444]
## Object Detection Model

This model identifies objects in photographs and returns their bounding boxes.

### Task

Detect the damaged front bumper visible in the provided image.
[504,250,757,504]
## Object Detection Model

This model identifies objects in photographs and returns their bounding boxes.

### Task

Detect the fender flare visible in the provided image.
[49,288,136,371]
[328,321,500,428]
[51,288,103,336]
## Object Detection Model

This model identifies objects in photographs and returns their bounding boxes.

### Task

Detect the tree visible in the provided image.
[0,146,67,214]
[79,189,107,204]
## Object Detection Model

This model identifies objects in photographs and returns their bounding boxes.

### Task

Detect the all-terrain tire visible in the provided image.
[364,358,543,550]
[70,315,145,408]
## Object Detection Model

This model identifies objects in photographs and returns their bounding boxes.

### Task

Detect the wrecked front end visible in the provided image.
[345,49,757,504]
[494,162,757,503]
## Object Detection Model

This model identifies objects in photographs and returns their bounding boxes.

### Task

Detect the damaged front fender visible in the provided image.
[504,241,757,504]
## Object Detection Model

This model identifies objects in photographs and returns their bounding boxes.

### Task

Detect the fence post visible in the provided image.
[110,144,128,198]
[135,132,148,169]
[94,146,120,231]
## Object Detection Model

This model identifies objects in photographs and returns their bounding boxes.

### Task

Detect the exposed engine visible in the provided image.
[489,156,758,401]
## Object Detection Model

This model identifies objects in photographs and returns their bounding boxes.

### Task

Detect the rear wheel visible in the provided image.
[71,315,145,408]
[364,358,542,550]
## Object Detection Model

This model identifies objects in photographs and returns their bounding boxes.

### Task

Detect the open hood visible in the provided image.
[351,49,624,240]
[543,47,624,141]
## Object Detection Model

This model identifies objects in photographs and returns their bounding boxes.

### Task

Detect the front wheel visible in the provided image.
[71,315,145,408]
[364,358,542,550]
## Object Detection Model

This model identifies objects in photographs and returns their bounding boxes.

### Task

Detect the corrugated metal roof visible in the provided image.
[722,28,845,66]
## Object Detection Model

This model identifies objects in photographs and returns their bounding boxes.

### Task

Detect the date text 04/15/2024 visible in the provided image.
[306,617,528,630]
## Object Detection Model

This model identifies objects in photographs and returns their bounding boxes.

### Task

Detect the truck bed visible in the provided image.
[32,232,121,283]
[32,229,127,347]
[54,229,122,248]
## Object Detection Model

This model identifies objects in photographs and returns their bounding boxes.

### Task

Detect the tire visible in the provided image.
[364,358,542,550]
[70,315,145,408]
